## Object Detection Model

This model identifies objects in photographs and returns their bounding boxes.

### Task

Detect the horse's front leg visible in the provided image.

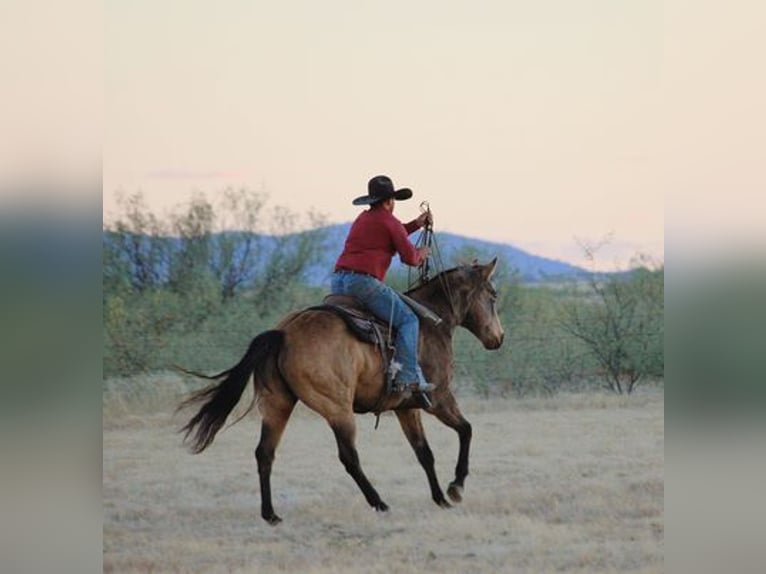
[395,410,450,508]
[430,393,472,503]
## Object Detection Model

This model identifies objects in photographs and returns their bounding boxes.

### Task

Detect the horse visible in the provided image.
[179,258,505,524]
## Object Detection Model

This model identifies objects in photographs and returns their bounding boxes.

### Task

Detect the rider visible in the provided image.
[332,175,435,394]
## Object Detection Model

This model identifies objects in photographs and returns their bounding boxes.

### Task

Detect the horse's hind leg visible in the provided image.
[330,416,389,512]
[255,392,296,525]
[395,410,450,508]
[431,393,472,503]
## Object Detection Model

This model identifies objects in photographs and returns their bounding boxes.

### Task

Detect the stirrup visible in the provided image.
[404,381,435,393]
[417,393,433,409]
[396,384,433,409]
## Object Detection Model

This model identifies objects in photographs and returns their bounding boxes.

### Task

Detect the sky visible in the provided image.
[102,0,671,271]
[106,1,669,271]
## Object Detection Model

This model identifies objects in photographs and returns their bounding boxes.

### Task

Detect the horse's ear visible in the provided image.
[483,257,499,279]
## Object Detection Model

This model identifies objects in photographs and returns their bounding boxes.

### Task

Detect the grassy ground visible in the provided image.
[103,377,664,573]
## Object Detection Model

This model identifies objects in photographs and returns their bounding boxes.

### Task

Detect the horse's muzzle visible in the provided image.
[484,331,504,350]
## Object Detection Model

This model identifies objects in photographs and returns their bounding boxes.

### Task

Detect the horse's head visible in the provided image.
[454,258,505,350]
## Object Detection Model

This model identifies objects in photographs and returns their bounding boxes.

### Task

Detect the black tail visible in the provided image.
[178,330,285,454]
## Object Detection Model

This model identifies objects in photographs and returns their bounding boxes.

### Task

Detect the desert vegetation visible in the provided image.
[103,189,664,396]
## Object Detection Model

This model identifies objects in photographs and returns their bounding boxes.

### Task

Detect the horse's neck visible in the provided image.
[410,279,463,331]
[415,282,458,382]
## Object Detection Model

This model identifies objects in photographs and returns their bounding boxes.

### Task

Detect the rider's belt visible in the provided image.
[334,267,378,279]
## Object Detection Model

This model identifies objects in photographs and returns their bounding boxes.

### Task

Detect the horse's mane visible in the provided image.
[405,263,477,297]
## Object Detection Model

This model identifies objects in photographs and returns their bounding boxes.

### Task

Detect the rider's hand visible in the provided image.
[416,211,433,228]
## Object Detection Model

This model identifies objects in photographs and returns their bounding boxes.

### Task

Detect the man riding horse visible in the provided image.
[179,175,505,524]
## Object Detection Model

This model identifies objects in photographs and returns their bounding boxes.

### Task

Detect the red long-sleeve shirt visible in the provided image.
[334,206,424,281]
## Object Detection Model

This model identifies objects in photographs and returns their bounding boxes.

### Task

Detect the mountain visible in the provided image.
[310,223,591,285]
[103,223,598,289]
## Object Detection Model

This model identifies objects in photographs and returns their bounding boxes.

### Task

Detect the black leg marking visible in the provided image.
[332,422,389,512]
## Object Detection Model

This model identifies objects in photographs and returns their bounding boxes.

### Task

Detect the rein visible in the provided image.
[412,201,458,320]
[417,201,434,285]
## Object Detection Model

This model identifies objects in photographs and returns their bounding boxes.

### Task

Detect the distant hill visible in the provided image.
[311,223,591,285]
[103,223,599,289]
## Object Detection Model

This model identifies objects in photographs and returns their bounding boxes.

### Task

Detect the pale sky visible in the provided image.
[103,0,668,270]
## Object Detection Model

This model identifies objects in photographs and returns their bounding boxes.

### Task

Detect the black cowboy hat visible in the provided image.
[352,175,413,206]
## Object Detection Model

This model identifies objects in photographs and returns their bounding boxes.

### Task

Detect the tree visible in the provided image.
[210,187,268,301]
[102,187,331,376]
[248,206,328,317]
[168,194,215,294]
[558,251,664,394]
[103,191,170,294]
[170,188,329,308]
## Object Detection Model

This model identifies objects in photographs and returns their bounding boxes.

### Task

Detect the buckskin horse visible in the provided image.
[179,258,504,524]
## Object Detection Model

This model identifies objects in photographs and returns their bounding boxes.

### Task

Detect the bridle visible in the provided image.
[410,207,498,328]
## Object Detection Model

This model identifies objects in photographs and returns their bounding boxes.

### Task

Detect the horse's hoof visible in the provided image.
[264,514,282,526]
[436,498,452,509]
[447,484,463,503]
[375,501,389,512]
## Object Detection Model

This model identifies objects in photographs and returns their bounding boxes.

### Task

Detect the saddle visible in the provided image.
[314,293,442,343]
[312,294,396,351]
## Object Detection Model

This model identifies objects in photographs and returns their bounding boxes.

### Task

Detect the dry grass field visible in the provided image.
[104,379,664,573]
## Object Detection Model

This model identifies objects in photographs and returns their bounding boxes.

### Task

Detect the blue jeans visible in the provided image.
[331,271,424,385]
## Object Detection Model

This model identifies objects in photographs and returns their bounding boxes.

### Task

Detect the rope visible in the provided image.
[409,200,458,321]
[411,201,435,289]
[418,201,433,285]
[388,290,396,347]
